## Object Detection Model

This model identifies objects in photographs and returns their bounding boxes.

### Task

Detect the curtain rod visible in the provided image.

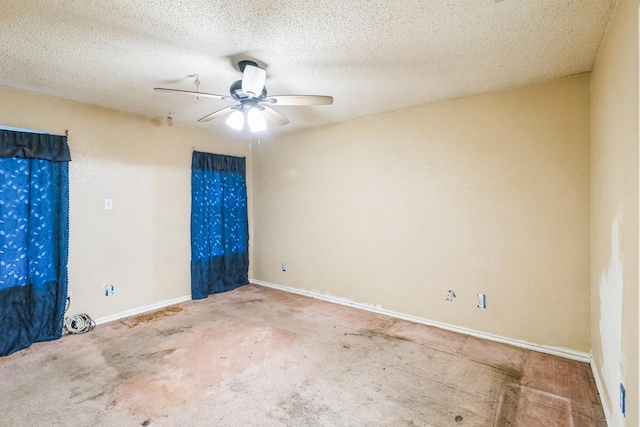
[0,125,68,138]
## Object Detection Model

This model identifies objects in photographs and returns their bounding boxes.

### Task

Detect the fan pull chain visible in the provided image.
[189,74,200,91]
[191,74,201,102]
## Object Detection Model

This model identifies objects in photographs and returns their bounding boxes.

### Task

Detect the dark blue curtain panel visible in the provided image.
[191,151,249,299]
[0,130,70,356]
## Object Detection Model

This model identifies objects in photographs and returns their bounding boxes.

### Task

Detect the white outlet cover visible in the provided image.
[104,199,113,210]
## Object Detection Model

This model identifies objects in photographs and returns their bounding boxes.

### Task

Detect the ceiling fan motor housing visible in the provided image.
[238,60,258,73]
[230,80,267,101]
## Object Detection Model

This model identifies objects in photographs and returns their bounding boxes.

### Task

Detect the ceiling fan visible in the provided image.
[154,60,333,133]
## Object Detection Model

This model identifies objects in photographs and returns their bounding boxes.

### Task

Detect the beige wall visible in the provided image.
[252,74,591,354]
[591,0,640,425]
[0,86,252,319]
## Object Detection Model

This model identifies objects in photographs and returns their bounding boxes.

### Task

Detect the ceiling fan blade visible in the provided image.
[242,65,266,98]
[198,106,236,122]
[263,95,333,106]
[154,87,234,101]
[262,106,290,126]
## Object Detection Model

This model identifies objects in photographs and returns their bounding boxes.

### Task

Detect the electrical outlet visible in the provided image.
[620,383,626,416]
[104,199,113,210]
[104,284,115,296]
[477,293,486,309]
[282,263,287,272]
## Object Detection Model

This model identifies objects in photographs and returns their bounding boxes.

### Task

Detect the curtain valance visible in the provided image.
[192,151,245,174]
[0,130,70,162]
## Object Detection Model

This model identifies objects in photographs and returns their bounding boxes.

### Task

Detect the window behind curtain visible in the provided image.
[0,129,70,356]
[191,151,249,299]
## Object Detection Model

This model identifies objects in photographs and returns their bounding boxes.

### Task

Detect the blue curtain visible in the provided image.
[0,129,70,356]
[191,151,249,299]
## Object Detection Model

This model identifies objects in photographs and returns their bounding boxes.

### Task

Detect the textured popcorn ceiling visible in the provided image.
[0,0,616,136]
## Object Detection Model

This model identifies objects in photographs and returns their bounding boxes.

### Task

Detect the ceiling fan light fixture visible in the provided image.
[225,110,245,131]
[247,108,266,133]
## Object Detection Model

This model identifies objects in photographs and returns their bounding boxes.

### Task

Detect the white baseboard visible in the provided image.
[94,295,192,326]
[251,279,591,363]
[590,359,613,426]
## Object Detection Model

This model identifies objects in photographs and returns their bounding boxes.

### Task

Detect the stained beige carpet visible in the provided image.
[1,284,605,426]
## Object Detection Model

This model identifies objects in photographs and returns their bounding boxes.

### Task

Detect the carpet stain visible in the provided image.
[87,392,105,401]
[279,391,339,424]
[229,380,248,393]
[156,326,191,337]
[496,365,524,381]
[495,382,523,426]
[144,348,176,360]
[121,305,183,328]
[346,328,418,344]
[235,298,265,304]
